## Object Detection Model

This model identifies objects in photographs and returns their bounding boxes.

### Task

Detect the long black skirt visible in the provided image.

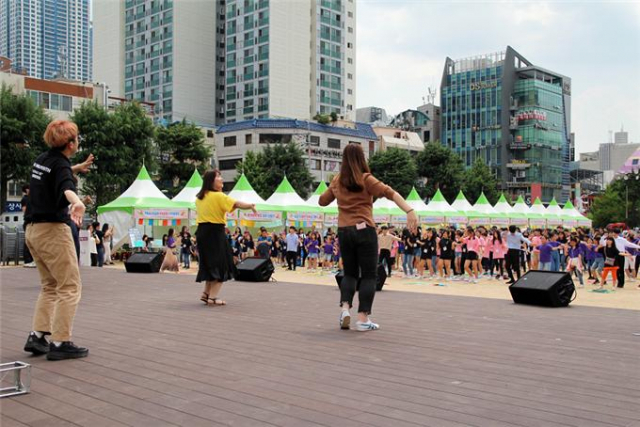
[195,223,237,283]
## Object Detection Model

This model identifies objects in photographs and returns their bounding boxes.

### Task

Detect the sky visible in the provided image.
[355,0,640,155]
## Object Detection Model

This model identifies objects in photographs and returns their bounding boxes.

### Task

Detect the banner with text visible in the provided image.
[134,208,188,220]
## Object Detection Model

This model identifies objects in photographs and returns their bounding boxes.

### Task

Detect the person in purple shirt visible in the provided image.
[305,232,320,270]
[590,236,605,285]
[583,237,596,281]
[536,235,554,271]
[322,236,334,270]
[567,237,584,286]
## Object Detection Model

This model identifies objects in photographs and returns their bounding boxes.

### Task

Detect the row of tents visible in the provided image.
[97,165,592,249]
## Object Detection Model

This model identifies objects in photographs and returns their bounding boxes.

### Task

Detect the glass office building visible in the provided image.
[441,46,571,202]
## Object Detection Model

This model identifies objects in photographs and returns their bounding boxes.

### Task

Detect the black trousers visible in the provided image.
[378,249,392,276]
[286,251,297,270]
[615,255,625,288]
[506,249,521,282]
[338,225,378,314]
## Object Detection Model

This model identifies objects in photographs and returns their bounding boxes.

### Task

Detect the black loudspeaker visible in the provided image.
[509,270,575,307]
[236,257,275,282]
[124,252,163,273]
[335,263,387,291]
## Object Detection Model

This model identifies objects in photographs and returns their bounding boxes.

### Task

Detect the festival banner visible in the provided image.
[324,214,338,225]
[239,211,283,221]
[562,219,577,228]
[547,218,563,226]
[286,220,321,229]
[448,215,468,225]
[391,215,407,224]
[226,211,239,220]
[529,218,547,227]
[134,208,188,219]
[373,214,390,224]
[469,217,488,226]
[491,217,509,227]
[419,215,445,225]
[287,212,324,222]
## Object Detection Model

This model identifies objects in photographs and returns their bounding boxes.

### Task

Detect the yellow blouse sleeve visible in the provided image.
[223,194,236,213]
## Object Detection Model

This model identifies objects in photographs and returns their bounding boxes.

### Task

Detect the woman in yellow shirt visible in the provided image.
[195,170,256,305]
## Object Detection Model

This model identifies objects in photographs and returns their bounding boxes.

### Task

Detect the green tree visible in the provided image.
[461,157,500,205]
[0,84,50,207]
[156,120,212,197]
[368,147,418,197]
[589,172,640,227]
[313,113,330,125]
[235,143,314,199]
[71,101,156,210]
[414,141,464,202]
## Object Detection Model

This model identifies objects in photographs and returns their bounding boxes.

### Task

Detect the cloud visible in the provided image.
[355,0,640,154]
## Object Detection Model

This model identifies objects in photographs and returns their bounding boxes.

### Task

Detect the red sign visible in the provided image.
[530,183,542,201]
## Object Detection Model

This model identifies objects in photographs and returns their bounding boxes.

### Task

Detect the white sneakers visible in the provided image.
[340,310,351,330]
[23,262,36,268]
[340,310,379,331]
[355,320,380,331]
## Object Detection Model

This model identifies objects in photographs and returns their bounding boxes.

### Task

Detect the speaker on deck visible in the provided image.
[236,257,275,282]
[124,252,163,273]
[509,270,575,307]
[335,263,387,291]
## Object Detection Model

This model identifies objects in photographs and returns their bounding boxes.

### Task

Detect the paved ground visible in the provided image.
[1,266,639,427]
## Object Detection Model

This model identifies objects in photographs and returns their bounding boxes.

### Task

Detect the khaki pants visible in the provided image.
[26,223,82,342]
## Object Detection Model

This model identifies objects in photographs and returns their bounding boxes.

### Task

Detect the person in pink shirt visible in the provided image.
[530,229,542,270]
[491,229,507,279]
[463,227,480,283]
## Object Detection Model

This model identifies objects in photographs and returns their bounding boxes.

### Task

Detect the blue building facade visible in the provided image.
[1,0,91,81]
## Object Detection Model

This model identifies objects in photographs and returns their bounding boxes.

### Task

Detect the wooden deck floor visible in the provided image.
[1,267,639,427]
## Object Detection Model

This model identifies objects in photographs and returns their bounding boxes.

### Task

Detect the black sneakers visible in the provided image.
[46,342,89,361]
[24,332,50,355]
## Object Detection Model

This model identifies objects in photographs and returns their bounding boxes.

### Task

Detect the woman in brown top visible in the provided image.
[319,143,417,331]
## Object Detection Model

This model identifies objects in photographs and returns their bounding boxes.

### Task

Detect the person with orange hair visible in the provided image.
[23,120,89,361]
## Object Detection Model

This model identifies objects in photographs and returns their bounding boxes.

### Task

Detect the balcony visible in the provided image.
[150,50,161,58]
[321,0,341,12]
[227,109,236,116]
[149,79,160,87]
[227,43,236,52]
[258,18,269,27]
[244,38,255,47]
[164,74,172,83]
[258,104,268,112]
[226,92,236,101]
[258,0,268,9]
[243,55,254,64]
[226,10,236,19]
[258,69,268,77]
[163,91,172,98]
[320,64,341,74]
[321,16,342,28]
[226,76,236,84]
[226,60,236,68]
[320,81,341,91]
[150,34,161,43]
[243,21,254,30]
[150,93,160,101]
[125,0,134,8]
[150,6,161,15]
[135,83,145,90]
[125,71,134,79]
[257,35,268,44]
[243,90,254,97]
[320,48,341,59]
[135,55,145,62]
[258,52,268,61]
[244,4,254,13]
[258,87,268,95]
[243,73,254,81]
[150,64,160,72]
[163,60,173,68]
[164,16,173,25]
[320,96,341,106]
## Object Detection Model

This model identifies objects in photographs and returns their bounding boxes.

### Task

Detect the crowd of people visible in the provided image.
[150,222,640,292]
[18,120,640,364]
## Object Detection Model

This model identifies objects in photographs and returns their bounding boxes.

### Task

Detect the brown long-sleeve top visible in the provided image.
[319,173,396,228]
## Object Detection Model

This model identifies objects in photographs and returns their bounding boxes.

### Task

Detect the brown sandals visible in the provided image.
[208,298,227,306]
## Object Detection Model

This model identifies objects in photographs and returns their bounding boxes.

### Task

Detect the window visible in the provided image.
[219,158,241,170]
[347,42,352,48]
[259,133,292,144]
[348,27,353,33]
[347,89,352,95]
[207,130,214,138]
[307,159,321,170]
[347,73,353,79]
[224,135,237,147]
[245,134,252,144]
[309,135,320,146]
[327,138,341,149]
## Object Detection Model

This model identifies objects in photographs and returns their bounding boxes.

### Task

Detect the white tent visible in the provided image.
[172,169,203,209]
[97,165,187,250]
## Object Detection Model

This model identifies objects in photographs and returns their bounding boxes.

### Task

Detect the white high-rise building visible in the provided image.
[93,0,222,125]
[224,0,356,123]
[0,0,91,81]
[614,126,628,144]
